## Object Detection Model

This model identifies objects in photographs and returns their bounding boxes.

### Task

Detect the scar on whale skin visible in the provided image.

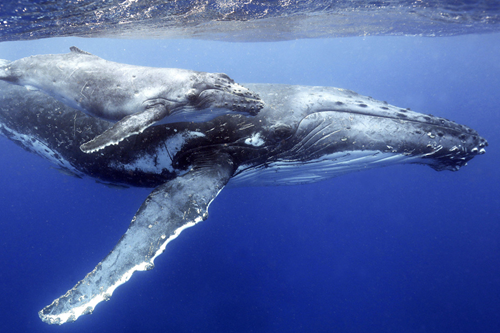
[0,46,264,153]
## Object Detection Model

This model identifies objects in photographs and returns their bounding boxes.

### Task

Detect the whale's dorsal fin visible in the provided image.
[69,46,93,56]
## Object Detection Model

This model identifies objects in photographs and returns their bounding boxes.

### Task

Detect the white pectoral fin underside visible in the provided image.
[80,104,170,154]
[38,155,234,325]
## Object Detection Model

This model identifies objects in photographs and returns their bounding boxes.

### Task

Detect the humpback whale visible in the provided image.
[0,81,487,325]
[0,47,263,153]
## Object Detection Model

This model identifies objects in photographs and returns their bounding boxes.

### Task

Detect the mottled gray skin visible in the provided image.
[0,47,263,152]
[0,82,487,325]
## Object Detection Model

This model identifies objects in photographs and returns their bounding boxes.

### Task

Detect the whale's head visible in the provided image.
[159,73,265,124]
[280,108,487,173]
[185,73,264,115]
[230,86,487,186]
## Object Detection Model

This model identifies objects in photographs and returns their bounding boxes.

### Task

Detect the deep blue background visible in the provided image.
[0,34,499,332]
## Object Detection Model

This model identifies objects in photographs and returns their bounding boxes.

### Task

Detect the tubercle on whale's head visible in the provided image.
[375,109,489,172]
[419,123,488,172]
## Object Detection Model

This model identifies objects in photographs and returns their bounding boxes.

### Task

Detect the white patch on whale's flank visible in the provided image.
[229,150,423,187]
[24,85,39,91]
[0,123,82,177]
[108,131,205,173]
[40,186,225,325]
[244,132,264,147]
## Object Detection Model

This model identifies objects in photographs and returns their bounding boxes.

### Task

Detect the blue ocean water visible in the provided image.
[0,34,499,332]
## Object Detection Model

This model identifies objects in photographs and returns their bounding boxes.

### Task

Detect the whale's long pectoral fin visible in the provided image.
[39,154,235,325]
[80,103,171,153]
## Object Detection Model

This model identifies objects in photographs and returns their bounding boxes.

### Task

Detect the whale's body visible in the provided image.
[0,47,263,153]
[0,81,487,324]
